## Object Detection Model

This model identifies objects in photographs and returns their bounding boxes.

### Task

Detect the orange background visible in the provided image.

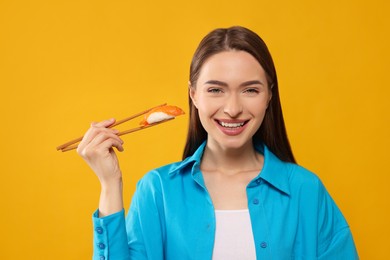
[0,0,389,259]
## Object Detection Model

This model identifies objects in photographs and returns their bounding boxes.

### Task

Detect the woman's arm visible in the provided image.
[78,119,132,259]
[316,181,359,259]
[78,118,165,260]
[77,118,124,216]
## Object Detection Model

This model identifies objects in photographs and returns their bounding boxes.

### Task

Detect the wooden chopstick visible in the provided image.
[56,103,167,151]
[60,118,174,152]
[60,118,175,152]
[109,103,167,128]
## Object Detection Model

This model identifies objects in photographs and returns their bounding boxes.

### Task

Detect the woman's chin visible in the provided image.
[211,136,252,151]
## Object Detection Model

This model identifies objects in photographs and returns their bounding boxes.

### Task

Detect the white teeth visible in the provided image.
[220,122,245,128]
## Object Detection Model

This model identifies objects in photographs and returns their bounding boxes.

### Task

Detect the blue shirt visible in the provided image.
[92,142,358,259]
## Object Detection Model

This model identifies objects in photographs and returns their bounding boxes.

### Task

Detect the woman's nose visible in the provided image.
[223,94,243,117]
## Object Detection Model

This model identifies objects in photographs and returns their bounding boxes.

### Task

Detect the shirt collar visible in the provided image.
[168,142,206,176]
[254,142,291,196]
[168,141,291,195]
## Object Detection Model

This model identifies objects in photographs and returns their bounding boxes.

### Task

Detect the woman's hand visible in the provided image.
[77,118,124,185]
[77,118,125,216]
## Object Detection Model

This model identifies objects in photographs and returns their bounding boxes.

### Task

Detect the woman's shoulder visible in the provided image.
[288,163,321,184]
[137,159,193,186]
[283,162,332,199]
[263,145,324,192]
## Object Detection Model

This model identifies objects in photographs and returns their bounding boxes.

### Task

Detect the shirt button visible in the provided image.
[95,227,103,234]
[260,241,267,248]
[99,256,105,260]
[98,243,105,249]
[256,179,261,184]
[253,198,259,205]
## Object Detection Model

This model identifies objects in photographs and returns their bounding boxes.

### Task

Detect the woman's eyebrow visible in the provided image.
[240,80,264,87]
[204,80,264,87]
[204,80,228,86]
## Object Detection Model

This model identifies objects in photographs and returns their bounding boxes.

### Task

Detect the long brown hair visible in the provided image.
[183,26,296,163]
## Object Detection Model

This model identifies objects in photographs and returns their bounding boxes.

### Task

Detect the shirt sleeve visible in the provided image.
[91,171,165,260]
[92,209,131,260]
[316,181,359,259]
[125,172,165,259]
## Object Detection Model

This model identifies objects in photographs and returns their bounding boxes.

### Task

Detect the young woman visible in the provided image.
[78,26,358,259]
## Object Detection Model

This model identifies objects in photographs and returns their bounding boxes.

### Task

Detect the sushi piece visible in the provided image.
[140,105,185,126]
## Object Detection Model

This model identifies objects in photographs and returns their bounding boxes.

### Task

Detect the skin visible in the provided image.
[77,119,124,217]
[78,50,272,216]
[190,50,272,209]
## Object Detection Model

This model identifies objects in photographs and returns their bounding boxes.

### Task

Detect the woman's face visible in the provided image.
[190,50,272,151]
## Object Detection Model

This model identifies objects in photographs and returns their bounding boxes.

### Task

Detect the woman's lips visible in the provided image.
[215,119,249,136]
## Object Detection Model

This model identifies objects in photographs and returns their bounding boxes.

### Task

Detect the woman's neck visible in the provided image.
[201,140,263,175]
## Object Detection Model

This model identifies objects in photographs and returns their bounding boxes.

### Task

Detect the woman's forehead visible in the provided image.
[197,51,267,83]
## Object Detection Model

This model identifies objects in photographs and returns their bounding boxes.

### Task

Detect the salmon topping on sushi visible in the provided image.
[140,105,185,126]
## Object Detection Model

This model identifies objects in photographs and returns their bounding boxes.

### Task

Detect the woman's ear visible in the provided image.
[189,81,198,108]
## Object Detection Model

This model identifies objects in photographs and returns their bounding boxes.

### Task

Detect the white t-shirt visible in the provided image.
[212,209,256,259]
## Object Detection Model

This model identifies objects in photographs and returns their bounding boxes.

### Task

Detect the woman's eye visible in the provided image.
[244,88,260,94]
[208,88,223,93]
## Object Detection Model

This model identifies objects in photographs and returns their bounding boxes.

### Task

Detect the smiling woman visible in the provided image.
[184,27,294,164]
[189,51,272,153]
[77,26,359,259]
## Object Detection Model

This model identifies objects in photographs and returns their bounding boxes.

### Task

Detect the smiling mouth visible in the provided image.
[216,120,249,128]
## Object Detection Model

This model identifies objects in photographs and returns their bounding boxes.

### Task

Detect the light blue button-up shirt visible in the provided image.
[92,142,358,259]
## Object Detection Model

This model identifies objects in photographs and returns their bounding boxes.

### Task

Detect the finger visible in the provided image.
[104,138,124,152]
[85,135,124,156]
[84,118,119,143]
[78,127,121,154]
[93,118,116,128]
[81,132,123,155]
[89,131,123,148]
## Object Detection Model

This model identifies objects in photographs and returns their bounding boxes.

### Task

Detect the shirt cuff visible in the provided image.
[92,209,128,260]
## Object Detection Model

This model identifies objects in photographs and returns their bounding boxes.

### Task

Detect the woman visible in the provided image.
[78,26,358,259]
